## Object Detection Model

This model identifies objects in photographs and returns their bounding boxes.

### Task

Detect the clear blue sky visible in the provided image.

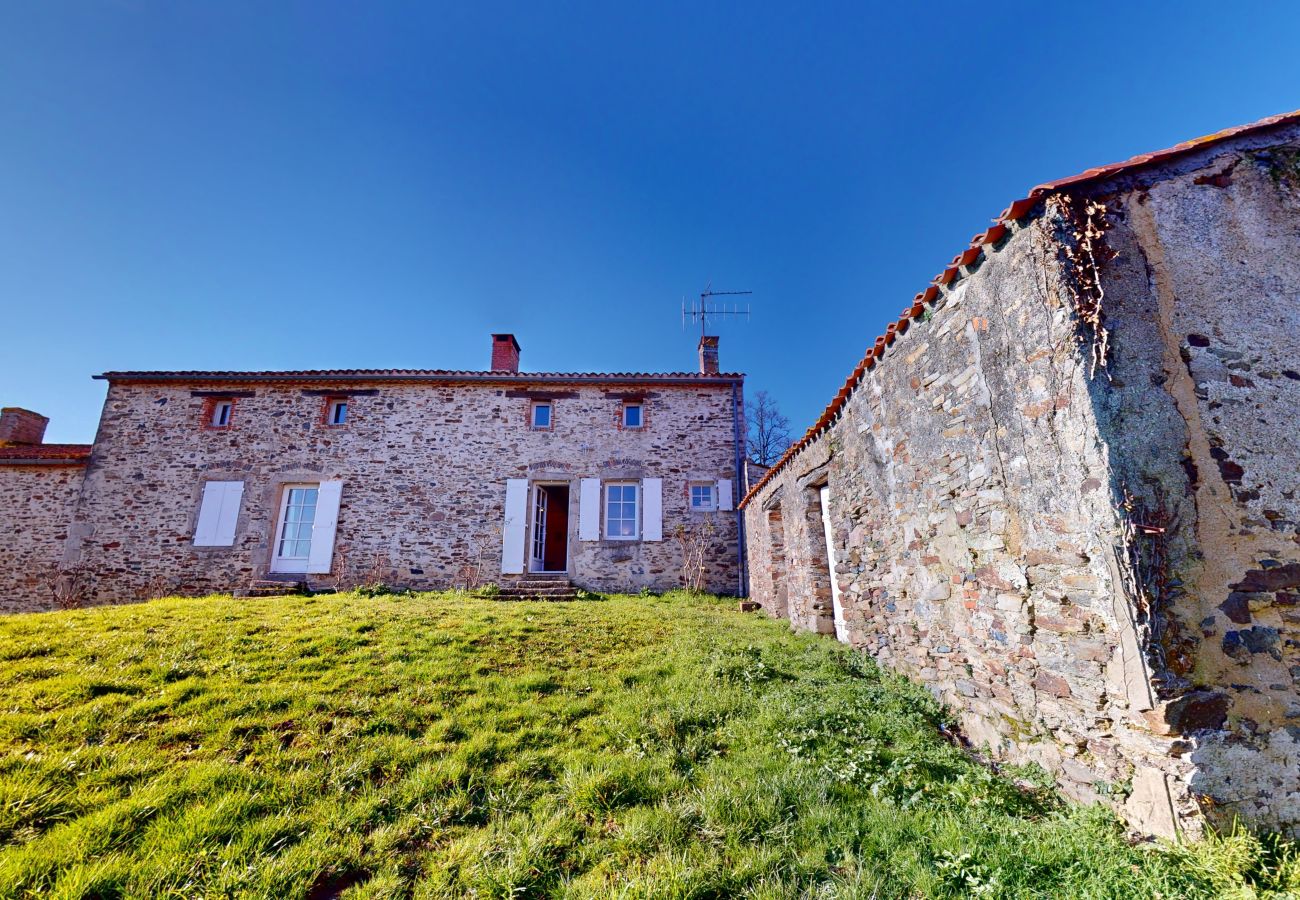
[3,2,1298,443]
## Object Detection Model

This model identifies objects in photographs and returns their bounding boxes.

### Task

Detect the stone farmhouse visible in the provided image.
[741,110,1300,839]
[0,334,745,610]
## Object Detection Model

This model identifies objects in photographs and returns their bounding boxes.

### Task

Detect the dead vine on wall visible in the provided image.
[1052,195,1116,378]
[1120,486,1196,698]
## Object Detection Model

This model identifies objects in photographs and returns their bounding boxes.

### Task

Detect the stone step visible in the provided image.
[493,593,582,602]
[247,579,307,597]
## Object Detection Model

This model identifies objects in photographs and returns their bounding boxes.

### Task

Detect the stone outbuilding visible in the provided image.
[1,334,746,610]
[741,111,1300,839]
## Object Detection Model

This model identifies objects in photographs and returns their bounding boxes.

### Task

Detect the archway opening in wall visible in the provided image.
[766,506,788,618]
[809,484,848,642]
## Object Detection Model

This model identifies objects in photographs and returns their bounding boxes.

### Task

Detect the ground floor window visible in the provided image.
[605,482,640,539]
[272,484,319,572]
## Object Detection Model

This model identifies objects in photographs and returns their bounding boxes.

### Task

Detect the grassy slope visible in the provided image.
[0,593,1295,899]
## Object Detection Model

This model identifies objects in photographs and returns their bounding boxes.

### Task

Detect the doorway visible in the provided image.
[529,483,570,573]
[270,484,319,574]
[817,485,848,642]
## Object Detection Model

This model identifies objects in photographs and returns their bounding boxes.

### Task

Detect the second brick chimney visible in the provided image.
[0,408,49,446]
[491,334,521,373]
[697,336,720,375]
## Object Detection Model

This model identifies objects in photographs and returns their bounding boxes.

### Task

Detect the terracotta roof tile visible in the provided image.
[739,109,1300,509]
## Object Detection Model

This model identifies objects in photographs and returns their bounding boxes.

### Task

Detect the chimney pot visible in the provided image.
[698,336,720,375]
[490,334,521,373]
[0,408,49,446]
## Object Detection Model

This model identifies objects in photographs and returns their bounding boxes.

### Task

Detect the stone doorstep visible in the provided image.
[494,574,581,601]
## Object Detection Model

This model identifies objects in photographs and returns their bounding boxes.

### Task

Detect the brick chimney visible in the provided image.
[490,334,521,372]
[0,408,49,446]
[697,335,720,375]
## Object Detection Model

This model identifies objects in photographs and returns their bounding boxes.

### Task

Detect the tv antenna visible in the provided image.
[682,285,752,337]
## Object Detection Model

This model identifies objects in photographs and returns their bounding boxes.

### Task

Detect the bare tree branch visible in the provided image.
[745,390,792,467]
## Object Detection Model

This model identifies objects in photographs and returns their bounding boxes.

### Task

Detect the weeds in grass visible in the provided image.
[0,592,1296,898]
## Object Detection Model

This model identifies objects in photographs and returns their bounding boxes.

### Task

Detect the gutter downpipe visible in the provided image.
[732,380,748,597]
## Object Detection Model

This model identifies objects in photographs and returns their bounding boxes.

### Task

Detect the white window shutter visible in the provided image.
[718,478,734,511]
[501,479,528,574]
[194,480,244,547]
[578,478,601,541]
[642,478,663,541]
[307,480,343,574]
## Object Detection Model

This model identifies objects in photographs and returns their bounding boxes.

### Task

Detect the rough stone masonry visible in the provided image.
[0,336,745,611]
[742,112,1300,839]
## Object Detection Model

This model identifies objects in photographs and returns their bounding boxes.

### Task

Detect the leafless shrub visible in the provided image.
[673,514,718,594]
[456,524,502,591]
[43,562,95,610]
[327,542,352,592]
[134,573,180,603]
[357,551,394,589]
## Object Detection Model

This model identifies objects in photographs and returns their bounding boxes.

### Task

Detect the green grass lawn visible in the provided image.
[0,592,1296,899]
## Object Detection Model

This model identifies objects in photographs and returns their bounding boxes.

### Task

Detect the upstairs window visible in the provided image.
[690,482,718,512]
[326,398,348,426]
[210,400,233,428]
[531,401,553,430]
[622,402,644,429]
[605,482,640,539]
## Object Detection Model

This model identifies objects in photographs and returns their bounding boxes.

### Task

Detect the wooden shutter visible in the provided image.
[194,481,244,547]
[642,478,663,541]
[307,480,343,574]
[578,478,601,541]
[718,478,734,511]
[501,479,528,574]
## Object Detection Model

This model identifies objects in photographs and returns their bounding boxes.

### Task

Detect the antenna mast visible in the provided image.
[682,285,753,337]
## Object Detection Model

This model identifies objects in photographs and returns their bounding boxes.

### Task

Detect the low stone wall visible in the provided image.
[744,133,1300,838]
[0,465,85,614]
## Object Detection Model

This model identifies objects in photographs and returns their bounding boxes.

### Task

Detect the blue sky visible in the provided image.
[3,2,1298,443]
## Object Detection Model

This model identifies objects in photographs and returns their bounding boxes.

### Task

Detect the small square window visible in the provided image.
[211,400,233,428]
[531,401,552,429]
[690,482,717,511]
[622,402,643,428]
[327,399,348,426]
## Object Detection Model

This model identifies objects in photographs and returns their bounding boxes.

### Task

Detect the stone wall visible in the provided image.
[744,130,1300,838]
[0,465,85,614]
[59,378,741,606]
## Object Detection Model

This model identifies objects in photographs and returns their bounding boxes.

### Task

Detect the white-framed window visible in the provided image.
[273,484,319,570]
[211,400,233,428]
[622,402,643,428]
[326,398,348,426]
[604,482,640,540]
[689,481,718,512]
[531,401,552,430]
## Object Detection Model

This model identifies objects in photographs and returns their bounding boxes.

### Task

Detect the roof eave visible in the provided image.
[94,372,745,386]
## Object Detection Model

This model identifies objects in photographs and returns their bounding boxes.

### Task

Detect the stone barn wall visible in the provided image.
[0,465,86,614]
[743,125,1300,838]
